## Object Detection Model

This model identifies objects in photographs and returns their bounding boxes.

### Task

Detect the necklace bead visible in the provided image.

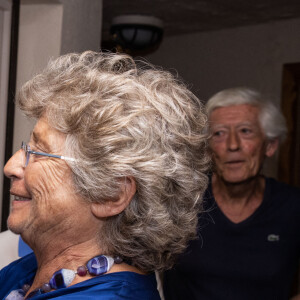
[49,269,76,289]
[41,283,51,292]
[114,256,123,264]
[22,284,31,293]
[77,265,87,276]
[86,255,112,276]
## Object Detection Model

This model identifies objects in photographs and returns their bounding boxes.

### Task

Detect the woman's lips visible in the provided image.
[14,195,31,201]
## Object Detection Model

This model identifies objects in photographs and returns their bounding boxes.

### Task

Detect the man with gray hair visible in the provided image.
[163,87,300,300]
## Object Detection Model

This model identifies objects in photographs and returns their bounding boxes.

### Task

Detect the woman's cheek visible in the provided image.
[25,161,69,201]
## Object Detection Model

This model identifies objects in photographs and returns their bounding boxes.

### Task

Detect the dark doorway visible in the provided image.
[278,63,300,188]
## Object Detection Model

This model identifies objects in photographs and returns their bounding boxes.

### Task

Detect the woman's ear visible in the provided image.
[91,176,136,218]
[265,138,279,158]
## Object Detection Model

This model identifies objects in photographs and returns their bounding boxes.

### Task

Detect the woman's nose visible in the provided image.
[4,149,25,179]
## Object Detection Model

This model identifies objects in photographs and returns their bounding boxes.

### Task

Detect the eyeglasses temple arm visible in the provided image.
[30,150,76,162]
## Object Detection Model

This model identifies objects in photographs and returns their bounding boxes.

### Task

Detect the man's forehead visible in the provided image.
[209,104,260,125]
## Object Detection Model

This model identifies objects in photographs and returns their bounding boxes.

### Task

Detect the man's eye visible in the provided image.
[241,128,251,134]
[213,131,223,136]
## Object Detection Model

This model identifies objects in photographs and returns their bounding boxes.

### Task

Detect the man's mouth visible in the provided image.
[225,160,244,165]
[225,160,245,168]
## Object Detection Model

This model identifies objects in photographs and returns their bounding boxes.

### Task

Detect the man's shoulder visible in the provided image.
[267,177,300,199]
[266,177,300,215]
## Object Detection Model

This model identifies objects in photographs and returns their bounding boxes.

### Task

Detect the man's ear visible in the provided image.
[265,138,279,158]
[91,176,136,218]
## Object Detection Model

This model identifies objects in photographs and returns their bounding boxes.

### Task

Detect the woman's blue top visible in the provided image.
[0,253,161,299]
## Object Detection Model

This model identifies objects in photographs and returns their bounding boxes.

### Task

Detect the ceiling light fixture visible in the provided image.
[110,15,164,55]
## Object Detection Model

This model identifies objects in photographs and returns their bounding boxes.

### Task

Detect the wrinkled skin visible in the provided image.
[4,117,96,250]
[4,117,141,295]
[209,104,277,184]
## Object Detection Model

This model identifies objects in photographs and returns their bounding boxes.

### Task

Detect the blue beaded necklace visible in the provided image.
[6,255,123,299]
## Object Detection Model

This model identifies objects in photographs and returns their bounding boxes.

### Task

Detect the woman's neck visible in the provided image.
[25,236,104,295]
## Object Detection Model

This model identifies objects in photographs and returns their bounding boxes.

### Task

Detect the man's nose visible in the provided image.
[227,131,240,151]
[4,149,25,180]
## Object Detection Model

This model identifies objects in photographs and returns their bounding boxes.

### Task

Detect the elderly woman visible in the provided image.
[0,51,209,299]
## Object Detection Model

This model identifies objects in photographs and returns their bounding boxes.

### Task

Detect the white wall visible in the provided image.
[148,18,300,102]
[13,0,103,153]
[60,0,102,54]
[13,1,64,154]
[147,18,300,177]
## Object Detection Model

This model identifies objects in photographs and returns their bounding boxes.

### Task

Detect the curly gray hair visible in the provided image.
[18,51,210,272]
[206,87,287,142]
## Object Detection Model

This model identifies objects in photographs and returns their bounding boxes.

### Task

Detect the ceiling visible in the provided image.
[102,0,300,42]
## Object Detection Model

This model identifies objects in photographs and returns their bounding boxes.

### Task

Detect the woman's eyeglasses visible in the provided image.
[21,141,76,167]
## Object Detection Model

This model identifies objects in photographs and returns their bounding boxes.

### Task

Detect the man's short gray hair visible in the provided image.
[206,87,287,142]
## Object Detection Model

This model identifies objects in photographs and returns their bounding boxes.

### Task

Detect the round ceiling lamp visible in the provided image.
[110,15,164,55]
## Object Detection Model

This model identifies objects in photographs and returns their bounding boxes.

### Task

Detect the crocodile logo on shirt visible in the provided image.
[267,234,280,242]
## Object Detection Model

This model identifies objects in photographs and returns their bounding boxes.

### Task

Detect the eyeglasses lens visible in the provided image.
[21,142,30,167]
